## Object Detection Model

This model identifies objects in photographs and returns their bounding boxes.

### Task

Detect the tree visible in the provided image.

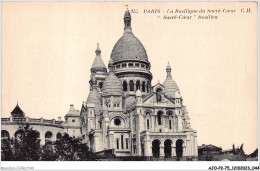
[1,125,95,161]
[1,138,15,161]
[40,144,57,161]
[54,133,96,161]
[1,124,41,161]
[13,124,41,161]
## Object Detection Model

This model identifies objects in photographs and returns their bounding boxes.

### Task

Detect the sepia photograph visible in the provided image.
[1,1,259,170]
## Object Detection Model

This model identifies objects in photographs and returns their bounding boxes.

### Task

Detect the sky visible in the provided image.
[1,2,258,154]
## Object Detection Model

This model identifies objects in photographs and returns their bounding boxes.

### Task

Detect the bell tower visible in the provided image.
[89,43,107,93]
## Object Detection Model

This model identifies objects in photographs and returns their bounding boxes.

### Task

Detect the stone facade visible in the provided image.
[80,9,198,158]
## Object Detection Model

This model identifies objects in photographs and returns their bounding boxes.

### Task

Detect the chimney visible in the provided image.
[58,117,62,121]
[70,104,74,109]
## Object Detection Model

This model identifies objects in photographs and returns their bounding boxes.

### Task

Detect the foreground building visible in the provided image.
[1,8,198,159]
[1,103,81,145]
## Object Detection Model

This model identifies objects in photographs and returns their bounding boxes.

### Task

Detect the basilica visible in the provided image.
[80,9,198,158]
[1,8,198,159]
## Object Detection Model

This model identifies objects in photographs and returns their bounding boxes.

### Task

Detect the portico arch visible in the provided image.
[152,139,161,158]
[164,139,172,157]
[176,139,184,159]
[45,131,53,144]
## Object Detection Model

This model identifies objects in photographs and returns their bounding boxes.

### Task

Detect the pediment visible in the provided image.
[152,83,164,93]
[143,92,175,106]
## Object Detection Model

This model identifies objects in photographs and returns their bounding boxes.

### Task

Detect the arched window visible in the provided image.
[116,139,119,149]
[123,81,127,92]
[147,119,150,129]
[45,131,53,144]
[135,63,140,67]
[142,81,146,92]
[99,82,103,90]
[122,63,127,68]
[126,138,129,149]
[99,120,102,129]
[157,111,163,125]
[156,88,162,102]
[136,80,140,90]
[121,135,124,149]
[128,63,134,67]
[169,120,172,129]
[56,132,62,140]
[129,80,134,91]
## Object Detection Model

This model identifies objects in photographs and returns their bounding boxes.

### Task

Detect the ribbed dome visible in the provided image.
[102,72,123,96]
[163,63,179,98]
[163,78,179,98]
[110,32,148,63]
[87,89,102,112]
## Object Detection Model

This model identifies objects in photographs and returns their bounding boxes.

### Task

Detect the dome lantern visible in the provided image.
[108,58,114,72]
[124,5,132,33]
[95,43,101,55]
[163,62,180,98]
[166,62,172,78]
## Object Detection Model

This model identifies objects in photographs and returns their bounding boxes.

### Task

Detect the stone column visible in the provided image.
[150,145,153,157]
[154,116,157,131]
[177,115,182,132]
[164,116,169,128]
[146,134,152,156]
[160,144,164,157]
[10,116,13,122]
[94,134,98,152]
[162,115,164,128]
[110,134,114,149]
[183,145,187,157]
[194,135,198,156]
[40,131,45,145]
[26,117,29,122]
[171,145,176,156]
[151,116,154,131]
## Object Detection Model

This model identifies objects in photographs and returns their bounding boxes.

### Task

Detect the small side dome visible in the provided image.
[87,89,102,112]
[175,91,181,98]
[163,62,180,98]
[102,72,123,96]
[136,89,142,97]
[163,78,179,98]
[66,104,80,116]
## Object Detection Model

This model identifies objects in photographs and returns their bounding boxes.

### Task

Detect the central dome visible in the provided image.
[110,9,148,64]
[110,32,148,63]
